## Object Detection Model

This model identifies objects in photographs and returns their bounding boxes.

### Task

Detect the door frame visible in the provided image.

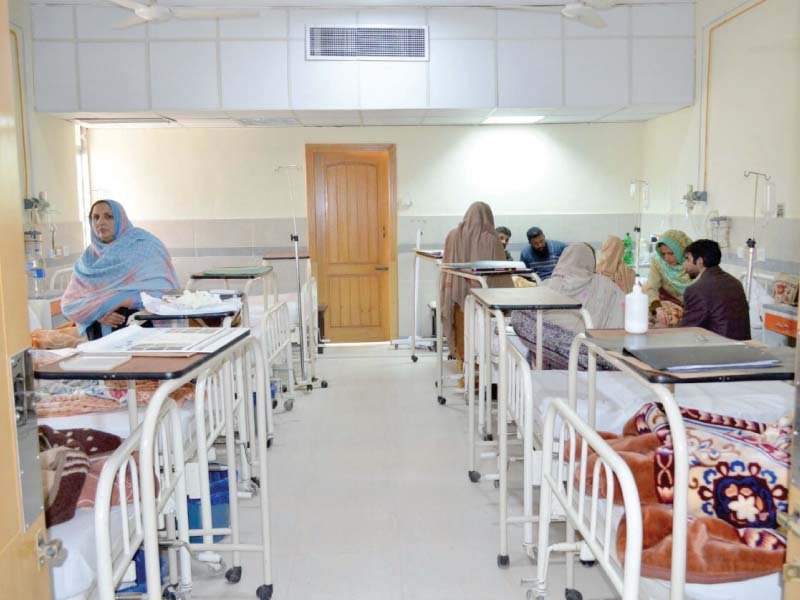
[305,143,398,341]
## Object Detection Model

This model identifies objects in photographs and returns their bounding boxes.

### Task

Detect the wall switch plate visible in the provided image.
[757,248,766,262]
[737,246,745,259]
[776,203,785,218]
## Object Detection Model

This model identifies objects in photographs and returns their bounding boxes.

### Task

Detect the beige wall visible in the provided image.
[640,0,799,266]
[9,0,81,226]
[87,122,644,221]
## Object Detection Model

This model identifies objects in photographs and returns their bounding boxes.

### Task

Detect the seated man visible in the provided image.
[495,226,512,260]
[679,239,750,340]
[519,226,567,280]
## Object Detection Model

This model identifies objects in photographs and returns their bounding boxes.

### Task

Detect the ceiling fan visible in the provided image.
[109,1,260,29]
[530,0,621,29]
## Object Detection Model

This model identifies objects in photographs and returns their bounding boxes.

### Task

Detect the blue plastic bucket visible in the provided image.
[187,469,230,543]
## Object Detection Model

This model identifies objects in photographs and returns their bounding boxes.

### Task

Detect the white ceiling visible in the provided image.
[36,0,694,7]
[59,106,690,128]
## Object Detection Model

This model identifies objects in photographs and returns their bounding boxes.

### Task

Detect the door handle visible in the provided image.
[375,266,388,271]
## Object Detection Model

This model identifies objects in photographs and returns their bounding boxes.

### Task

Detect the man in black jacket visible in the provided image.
[679,239,751,340]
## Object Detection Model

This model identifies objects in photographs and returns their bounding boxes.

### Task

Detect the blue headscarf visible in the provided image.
[61,200,179,335]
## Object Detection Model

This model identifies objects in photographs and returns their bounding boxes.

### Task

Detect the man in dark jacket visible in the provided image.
[679,239,751,340]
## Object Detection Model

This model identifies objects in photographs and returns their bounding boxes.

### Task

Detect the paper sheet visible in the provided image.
[77,327,247,355]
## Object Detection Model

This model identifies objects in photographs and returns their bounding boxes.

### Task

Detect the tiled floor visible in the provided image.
[195,345,616,600]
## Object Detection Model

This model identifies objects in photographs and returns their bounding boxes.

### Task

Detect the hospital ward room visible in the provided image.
[1,0,800,599]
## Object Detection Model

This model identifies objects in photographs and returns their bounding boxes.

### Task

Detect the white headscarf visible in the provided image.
[545,243,625,331]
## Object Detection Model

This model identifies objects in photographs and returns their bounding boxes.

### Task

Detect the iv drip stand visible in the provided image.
[743,170,770,302]
[275,164,312,386]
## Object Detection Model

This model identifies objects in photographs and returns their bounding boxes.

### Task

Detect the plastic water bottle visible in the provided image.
[624,283,649,334]
[623,232,634,267]
[31,247,46,298]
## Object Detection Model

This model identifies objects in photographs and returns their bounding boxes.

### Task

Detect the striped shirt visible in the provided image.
[520,240,567,280]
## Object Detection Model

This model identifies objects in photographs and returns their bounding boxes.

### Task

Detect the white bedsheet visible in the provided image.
[40,401,196,440]
[248,295,299,339]
[50,507,123,600]
[531,370,794,435]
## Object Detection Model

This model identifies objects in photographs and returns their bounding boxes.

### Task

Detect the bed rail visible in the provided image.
[530,397,642,600]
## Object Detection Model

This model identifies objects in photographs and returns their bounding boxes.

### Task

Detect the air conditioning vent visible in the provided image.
[306,25,428,61]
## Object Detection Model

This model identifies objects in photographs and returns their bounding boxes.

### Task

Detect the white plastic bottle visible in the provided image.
[624,283,649,334]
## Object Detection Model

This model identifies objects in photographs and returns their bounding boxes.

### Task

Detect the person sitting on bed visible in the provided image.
[646,229,693,326]
[596,235,636,294]
[442,202,512,369]
[519,227,567,280]
[511,243,624,370]
[61,199,179,340]
[679,239,751,340]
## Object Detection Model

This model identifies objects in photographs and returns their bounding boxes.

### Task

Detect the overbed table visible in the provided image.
[189,266,275,326]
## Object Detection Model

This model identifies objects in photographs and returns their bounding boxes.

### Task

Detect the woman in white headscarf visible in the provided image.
[441,201,512,362]
[546,243,625,331]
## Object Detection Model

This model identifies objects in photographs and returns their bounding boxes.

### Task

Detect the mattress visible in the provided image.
[530,370,794,436]
[40,401,196,440]
[49,507,124,600]
[247,295,299,339]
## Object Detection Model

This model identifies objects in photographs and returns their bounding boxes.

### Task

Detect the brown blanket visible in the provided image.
[573,403,790,583]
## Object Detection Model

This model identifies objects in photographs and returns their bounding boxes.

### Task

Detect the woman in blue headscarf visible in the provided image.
[61,199,179,339]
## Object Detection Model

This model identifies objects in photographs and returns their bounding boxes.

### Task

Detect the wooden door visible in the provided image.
[0,1,53,597]
[306,145,397,343]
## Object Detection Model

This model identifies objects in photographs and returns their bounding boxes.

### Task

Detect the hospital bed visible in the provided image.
[527,330,795,600]
[35,332,274,600]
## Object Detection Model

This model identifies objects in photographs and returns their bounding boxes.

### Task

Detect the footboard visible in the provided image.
[532,397,642,600]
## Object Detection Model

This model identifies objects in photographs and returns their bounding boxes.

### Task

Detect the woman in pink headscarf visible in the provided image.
[441,202,512,363]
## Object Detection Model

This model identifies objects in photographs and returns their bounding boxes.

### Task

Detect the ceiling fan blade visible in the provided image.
[562,4,608,29]
[171,8,260,20]
[113,14,148,29]
[108,0,148,11]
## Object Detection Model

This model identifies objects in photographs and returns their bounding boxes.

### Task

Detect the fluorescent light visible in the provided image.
[483,115,545,125]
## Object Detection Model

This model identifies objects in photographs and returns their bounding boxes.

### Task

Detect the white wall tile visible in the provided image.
[497,10,562,39]
[33,42,78,111]
[427,8,495,39]
[564,38,628,106]
[219,9,288,39]
[632,38,694,105]
[150,42,219,110]
[78,43,148,111]
[288,41,359,109]
[564,6,629,38]
[498,39,562,108]
[32,5,74,39]
[357,8,427,27]
[289,9,359,39]
[632,5,694,37]
[429,40,495,108]
[221,41,289,110]
[76,6,145,40]
[148,19,217,40]
[359,61,427,109]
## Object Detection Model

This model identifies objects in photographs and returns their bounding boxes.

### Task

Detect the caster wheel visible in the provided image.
[312,377,318,382]
[306,384,313,391]
[282,385,288,393]
[163,591,177,600]
[284,399,294,411]
[272,400,278,409]
[321,380,328,388]
[468,470,481,483]
[493,480,500,489]
[267,437,273,449]
[434,381,438,388]
[497,554,509,568]
[579,560,596,567]
[256,583,274,600]
[411,355,419,363]
[437,396,446,405]
[251,477,261,488]
[565,590,583,600]
[482,433,493,442]
[225,566,242,584]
